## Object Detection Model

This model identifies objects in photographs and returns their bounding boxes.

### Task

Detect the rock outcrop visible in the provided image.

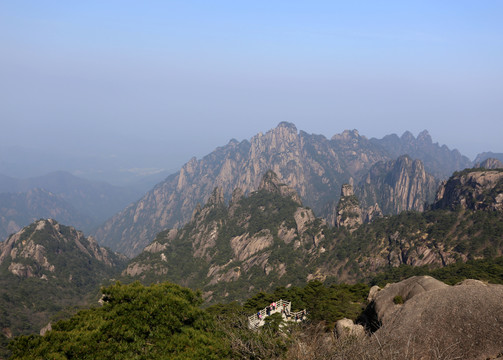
[474,152,503,166]
[362,276,503,359]
[0,219,124,278]
[474,157,503,169]
[258,170,302,205]
[433,168,503,211]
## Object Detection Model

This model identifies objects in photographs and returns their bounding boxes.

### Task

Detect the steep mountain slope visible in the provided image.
[96,123,390,256]
[0,188,95,242]
[0,219,126,351]
[123,172,330,302]
[96,123,467,257]
[370,130,472,179]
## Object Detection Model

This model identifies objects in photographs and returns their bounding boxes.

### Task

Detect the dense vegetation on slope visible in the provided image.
[9,256,503,359]
[369,256,503,286]
[328,208,503,279]
[8,282,229,360]
[124,171,503,305]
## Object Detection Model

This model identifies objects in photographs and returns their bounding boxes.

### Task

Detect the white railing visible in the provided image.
[248,299,306,329]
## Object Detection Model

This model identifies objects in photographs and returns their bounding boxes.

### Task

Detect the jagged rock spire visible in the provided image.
[336,184,363,230]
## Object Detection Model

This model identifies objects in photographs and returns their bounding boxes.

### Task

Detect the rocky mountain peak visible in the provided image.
[417,129,432,144]
[276,121,298,132]
[331,129,363,142]
[475,158,503,169]
[474,152,503,166]
[258,170,302,204]
[227,138,239,146]
[94,123,472,257]
[433,168,503,211]
[400,131,415,142]
[0,219,123,279]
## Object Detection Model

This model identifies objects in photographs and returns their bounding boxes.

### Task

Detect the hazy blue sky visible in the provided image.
[1,1,502,181]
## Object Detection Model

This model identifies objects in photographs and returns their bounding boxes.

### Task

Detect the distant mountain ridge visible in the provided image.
[474,152,503,165]
[369,130,472,179]
[0,171,143,241]
[0,171,141,221]
[95,123,476,257]
[0,188,94,242]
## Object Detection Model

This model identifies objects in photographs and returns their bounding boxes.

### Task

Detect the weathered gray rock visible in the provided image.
[475,157,503,169]
[335,318,365,338]
[363,276,503,359]
[335,184,362,230]
[433,169,503,211]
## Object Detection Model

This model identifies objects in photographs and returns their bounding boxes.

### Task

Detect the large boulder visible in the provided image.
[362,276,503,359]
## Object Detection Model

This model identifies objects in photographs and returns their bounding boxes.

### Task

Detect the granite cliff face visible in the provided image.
[355,155,438,215]
[433,168,503,211]
[96,124,468,257]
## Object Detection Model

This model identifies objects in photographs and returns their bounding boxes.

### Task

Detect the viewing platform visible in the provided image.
[248,299,307,329]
